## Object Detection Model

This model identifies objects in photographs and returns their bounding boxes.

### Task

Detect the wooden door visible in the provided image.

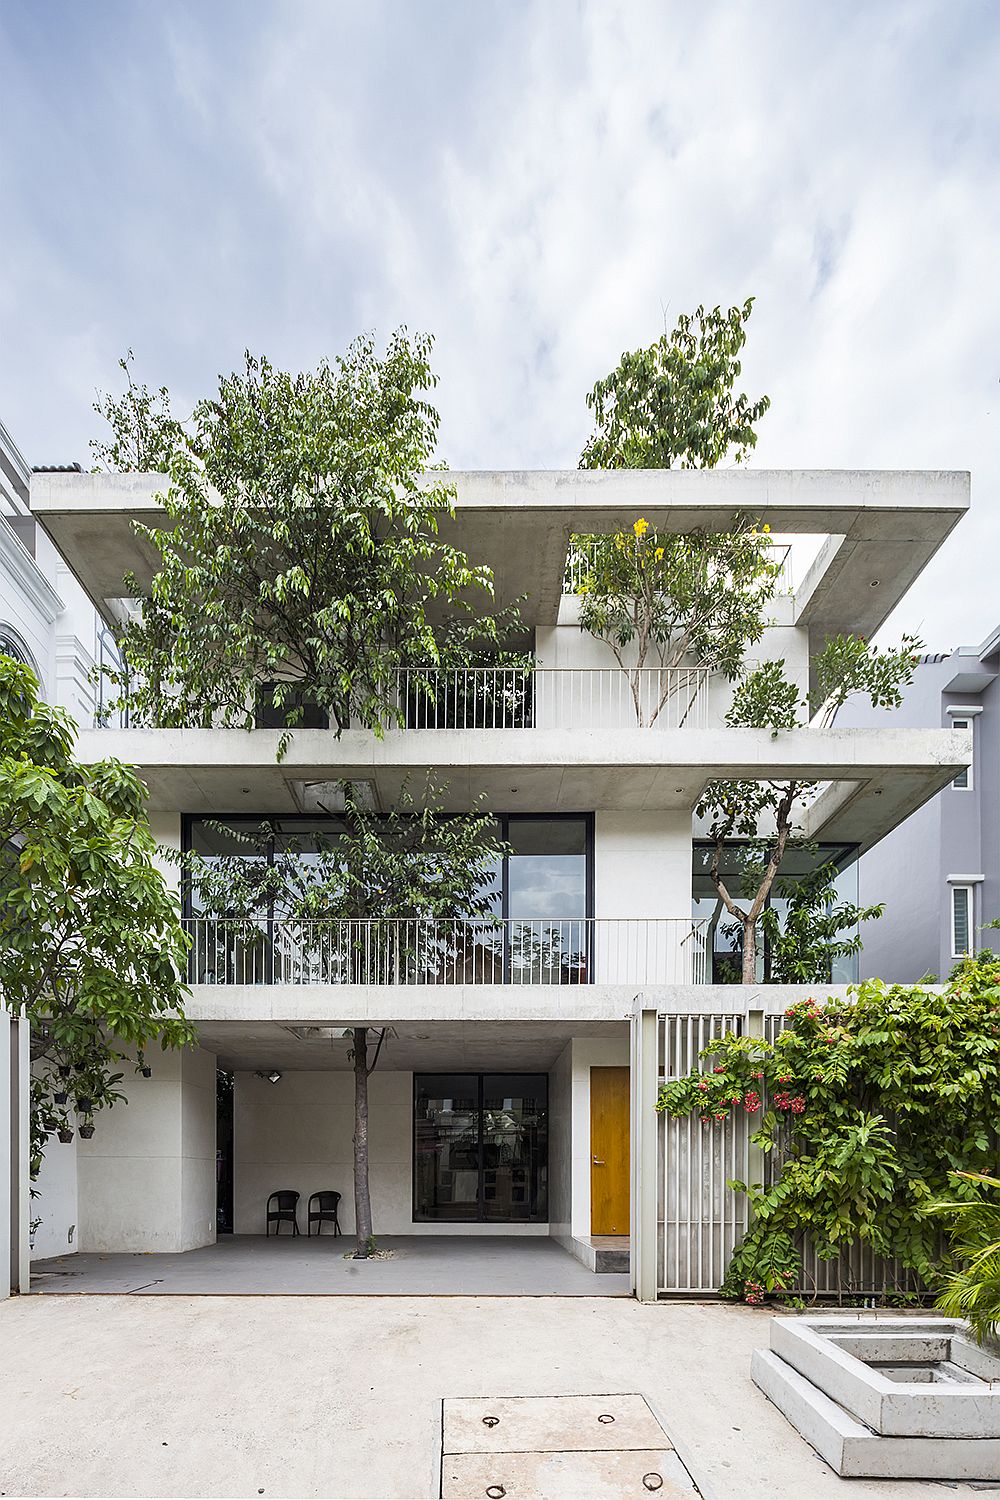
[590,1066,630,1235]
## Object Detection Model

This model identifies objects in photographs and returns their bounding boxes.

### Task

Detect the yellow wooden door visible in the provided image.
[590,1066,630,1235]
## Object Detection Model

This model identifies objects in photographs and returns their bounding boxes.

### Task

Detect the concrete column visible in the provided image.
[3,1013,31,1295]
[78,1043,217,1253]
[631,1005,659,1303]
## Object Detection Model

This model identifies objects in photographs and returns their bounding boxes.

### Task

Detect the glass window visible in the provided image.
[507,817,589,984]
[951,719,971,789]
[952,885,972,957]
[413,1073,548,1222]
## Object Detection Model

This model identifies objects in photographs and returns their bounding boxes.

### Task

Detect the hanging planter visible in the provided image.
[140,1066,152,1079]
[54,1091,69,1106]
[76,1096,93,1114]
[78,1123,96,1140]
[57,1127,74,1144]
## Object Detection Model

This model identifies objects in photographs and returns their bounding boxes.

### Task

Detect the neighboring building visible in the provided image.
[5,465,972,1300]
[0,420,109,1277]
[837,630,1000,983]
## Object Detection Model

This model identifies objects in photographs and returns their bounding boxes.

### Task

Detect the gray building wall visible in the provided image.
[838,632,999,981]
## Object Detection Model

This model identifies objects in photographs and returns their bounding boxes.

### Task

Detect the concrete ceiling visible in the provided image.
[196,1018,624,1072]
[31,467,969,635]
[75,722,969,849]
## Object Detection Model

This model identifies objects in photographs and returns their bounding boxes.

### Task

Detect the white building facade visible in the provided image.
[7,465,972,1298]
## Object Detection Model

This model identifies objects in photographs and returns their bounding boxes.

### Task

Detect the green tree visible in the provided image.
[575,515,783,723]
[657,962,1000,1303]
[92,332,526,1256]
[184,780,508,1256]
[0,656,192,1174]
[932,1171,1000,1344]
[699,635,921,983]
[758,862,884,984]
[580,299,769,470]
[95,331,522,735]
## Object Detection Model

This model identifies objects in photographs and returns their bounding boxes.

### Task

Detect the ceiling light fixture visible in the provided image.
[255,1069,283,1085]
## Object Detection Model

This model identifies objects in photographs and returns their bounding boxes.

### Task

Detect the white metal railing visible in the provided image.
[563,538,794,595]
[396,666,711,730]
[185,916,709,987]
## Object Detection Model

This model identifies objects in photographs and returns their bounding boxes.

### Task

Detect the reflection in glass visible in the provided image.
[413,1074,548,1222]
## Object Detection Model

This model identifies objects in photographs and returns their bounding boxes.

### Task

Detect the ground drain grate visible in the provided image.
[439,1394,701,1498]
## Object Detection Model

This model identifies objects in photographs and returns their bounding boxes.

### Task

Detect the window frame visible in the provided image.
[950,717,972,790]
[951,883,973,958]
[411,1070,550,1224]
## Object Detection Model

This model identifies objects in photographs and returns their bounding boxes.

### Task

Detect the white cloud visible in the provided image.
[1,0,997,646]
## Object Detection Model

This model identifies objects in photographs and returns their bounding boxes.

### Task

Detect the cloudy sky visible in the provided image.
[1,1,997,647]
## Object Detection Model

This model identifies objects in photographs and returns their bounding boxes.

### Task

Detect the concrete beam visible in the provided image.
[32,467,969,634]
[75,723,969,847]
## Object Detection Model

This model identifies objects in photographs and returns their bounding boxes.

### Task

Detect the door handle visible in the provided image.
[592,1157,605,1166]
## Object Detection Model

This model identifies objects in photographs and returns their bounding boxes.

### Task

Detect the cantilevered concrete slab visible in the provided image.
[73,722,970,850]
[31,467,969,636]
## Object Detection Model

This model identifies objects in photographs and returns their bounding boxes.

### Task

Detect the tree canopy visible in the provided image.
[0,655,192,1166]
[95,332,522,736]
[580,299,770,470]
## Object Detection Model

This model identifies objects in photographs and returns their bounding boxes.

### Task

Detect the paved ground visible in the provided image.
[30,1234,630,1296]
[0,1293,992,1499]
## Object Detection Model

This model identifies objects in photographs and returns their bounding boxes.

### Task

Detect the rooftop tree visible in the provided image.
[95,331,523,735]
[0,655,192,1179]
[580,299,769,471]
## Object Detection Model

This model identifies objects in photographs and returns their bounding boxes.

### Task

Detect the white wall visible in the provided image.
[548,1042,573,1241]
[593,810,693,982]
[30,1125,78,1260]
[567,1032,630,1240]
[78,1043,217,1252]
[234,1068,551,1237]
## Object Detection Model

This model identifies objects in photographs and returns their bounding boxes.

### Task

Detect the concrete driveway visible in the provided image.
[0,1294,990,1499]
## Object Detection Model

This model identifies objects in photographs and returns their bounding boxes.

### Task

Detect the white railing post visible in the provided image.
[631,1004,660,1303]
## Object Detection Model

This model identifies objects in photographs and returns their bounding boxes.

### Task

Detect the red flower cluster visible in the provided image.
[772,1091,806,1114]
[743,1091,761,1113]
[745,1279,765,1305]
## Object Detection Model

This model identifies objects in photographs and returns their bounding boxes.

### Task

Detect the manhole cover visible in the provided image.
[440,1394,701,1497]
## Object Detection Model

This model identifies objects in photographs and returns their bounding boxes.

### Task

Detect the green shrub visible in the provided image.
[931,1171,1000,1345]
[656,959,1000,1302]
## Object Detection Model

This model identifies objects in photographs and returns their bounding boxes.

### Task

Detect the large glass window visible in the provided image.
[184,813,592,985]
[692,842,862,984]
[413,1073,548,1222]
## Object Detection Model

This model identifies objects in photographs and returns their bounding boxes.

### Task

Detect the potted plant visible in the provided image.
[57,1126,74,1144]
[53,1090,69,1105]
[136,1049,152,1079]
[78,1120,96,1140]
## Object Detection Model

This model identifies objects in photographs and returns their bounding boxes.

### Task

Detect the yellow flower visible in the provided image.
[762,523,771,534]
[633,517,649,537]
[654,547,664,561]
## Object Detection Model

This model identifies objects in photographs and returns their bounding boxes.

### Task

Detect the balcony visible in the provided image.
[184,916,709,987]
[97,665,713,733]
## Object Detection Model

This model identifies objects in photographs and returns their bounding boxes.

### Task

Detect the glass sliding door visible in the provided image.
[505,817,589,983]
[413,1073,549,1223]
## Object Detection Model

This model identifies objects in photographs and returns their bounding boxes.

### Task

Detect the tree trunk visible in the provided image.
[741,919,758,984]
[352,1026,373,1258]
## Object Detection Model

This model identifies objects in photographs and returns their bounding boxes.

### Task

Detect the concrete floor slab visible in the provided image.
[443,1392,667,1452]
[30,1234,631,1297]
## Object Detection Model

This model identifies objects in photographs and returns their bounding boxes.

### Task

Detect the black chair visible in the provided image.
[266,1190,300,1236]
[307,1190,342,1237]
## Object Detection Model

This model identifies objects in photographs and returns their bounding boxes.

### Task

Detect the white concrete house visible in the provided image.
[6,465,972,1300]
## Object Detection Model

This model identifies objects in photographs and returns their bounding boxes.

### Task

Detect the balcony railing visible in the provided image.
[563,539,794,594]
[184,916,709,987]
[397,666,710,730]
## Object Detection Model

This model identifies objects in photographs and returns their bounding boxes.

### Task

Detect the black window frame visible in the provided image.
[181,811,595,984]
[411,1070,549,1224]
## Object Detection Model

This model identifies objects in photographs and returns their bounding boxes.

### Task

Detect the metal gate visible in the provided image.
[651,1005,924,1299]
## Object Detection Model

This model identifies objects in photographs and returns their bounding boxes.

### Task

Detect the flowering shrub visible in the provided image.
[656,957,1000,1304]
